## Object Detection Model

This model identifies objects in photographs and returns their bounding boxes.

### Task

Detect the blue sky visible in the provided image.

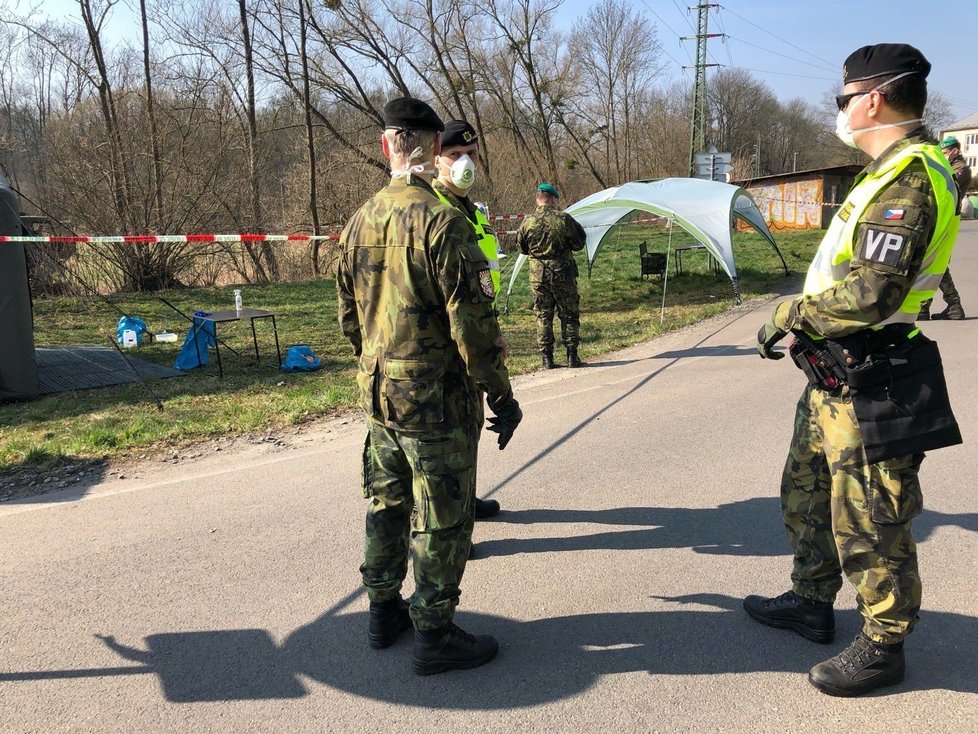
[37,0,978,123]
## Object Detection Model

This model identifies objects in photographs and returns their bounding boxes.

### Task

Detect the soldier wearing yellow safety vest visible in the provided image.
[745,44,962,697]
[433,119,506,521]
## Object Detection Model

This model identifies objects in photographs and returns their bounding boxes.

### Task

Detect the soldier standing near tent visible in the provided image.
[918,135,972,320]
[336,97,522,675]
[515,183,588,369]
[747,43,962,696]
[432,118,505,520]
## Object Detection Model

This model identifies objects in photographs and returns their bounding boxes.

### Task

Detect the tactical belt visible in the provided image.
[789,326,961,463]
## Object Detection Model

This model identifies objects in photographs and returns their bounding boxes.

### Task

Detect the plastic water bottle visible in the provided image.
[121,329,138,348]
[234,289,243,315]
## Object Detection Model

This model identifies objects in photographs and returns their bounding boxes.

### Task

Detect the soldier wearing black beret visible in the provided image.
[747,43,963,696]
[338,97,520,675]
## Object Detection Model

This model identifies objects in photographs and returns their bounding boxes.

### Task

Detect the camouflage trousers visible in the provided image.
[530,260,581,352]
[921,268,962,311]
[359,419,478,630]
[781,384,923,643]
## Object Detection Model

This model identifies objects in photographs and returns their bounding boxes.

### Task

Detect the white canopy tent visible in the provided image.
[504,178,787,308]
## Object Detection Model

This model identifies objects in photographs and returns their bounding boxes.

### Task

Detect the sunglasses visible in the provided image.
[835,90,885,112]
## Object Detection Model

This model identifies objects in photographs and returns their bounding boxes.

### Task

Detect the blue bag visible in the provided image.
[116,315,148,346]
[174,315,216,371]
[280,344,322,372]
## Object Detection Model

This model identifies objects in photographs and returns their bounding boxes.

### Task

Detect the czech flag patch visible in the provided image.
[884,209,905,220]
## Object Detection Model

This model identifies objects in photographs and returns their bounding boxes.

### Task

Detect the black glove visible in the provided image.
[487,393,522,450]
[756,321,787,360]
[756,300,794,360]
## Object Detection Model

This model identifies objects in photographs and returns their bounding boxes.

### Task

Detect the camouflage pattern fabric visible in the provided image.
[947,150,972,212]
[779,131,939,337]
[515,205,587,351]
[530,262,581,351]
[935,268,962,307]
[921,149,970,312]
[336,176,512,433]
[336,175,513,629]
[359,421,478,630]
[781,384,922,643]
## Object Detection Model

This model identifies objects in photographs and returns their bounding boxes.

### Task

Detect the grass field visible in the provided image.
[0,227,820,475]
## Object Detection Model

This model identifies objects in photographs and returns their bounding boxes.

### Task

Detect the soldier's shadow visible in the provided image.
[473,499,978,559]
[87,592,978,706]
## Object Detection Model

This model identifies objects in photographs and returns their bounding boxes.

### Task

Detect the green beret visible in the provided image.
[383,97,444,132]
[442,120,479,148]
[940,136,960,149]
[842,43,931,84]
[537,183,560,198]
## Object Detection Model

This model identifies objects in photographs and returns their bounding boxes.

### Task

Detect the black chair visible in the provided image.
[639,241,667,279]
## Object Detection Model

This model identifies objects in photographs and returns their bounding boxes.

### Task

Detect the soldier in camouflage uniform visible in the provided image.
[919,135,972,319]
[336,97,522,676]
[747,45,962,696]
[433,119,505,521]
[515,183,588,368]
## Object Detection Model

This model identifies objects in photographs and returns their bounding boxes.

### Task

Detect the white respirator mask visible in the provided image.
[835,71,924,149]
[449,153,476,190]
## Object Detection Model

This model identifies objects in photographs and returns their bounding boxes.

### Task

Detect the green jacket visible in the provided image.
[515,205,587,261]
[336,176,513,432]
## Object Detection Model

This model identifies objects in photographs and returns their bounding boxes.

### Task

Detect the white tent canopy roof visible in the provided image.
[505,178,786,304]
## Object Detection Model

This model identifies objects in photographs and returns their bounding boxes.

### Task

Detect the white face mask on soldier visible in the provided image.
[449,154,476,190]
[834,71,924,148]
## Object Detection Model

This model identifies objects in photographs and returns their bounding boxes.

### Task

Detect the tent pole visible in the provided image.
[660,219,674,324]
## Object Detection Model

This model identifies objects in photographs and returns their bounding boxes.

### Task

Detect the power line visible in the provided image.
[719,4,836,69]
[637,0,695,66]
[725,34,836,73]
[727,65,836,82]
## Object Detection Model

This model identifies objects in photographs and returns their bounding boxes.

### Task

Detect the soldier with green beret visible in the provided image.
[515,182,588,368]
[918,135,972,319]
[336,96,522,675]
[747,43,962,696]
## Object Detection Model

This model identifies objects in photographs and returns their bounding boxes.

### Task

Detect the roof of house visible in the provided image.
[732,164,864,186]
[943,112,978,133]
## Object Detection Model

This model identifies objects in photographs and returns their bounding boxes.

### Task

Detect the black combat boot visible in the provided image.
[567,346,583,368]
[542,350,555,369]
[368,597,412,649]
[412,622,499,675]
[808,634,906,696]
[917,304,930,321]
[474,496,500,519]
[932,303,965,320]
[743,590,835,643]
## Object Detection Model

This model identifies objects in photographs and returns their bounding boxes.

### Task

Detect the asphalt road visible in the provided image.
[3,222,977,733]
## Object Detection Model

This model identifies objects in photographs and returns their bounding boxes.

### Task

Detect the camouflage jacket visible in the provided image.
[515,205,587,261]
[781,130,940,338]
[947,151,972,211]
[336,176,512,432]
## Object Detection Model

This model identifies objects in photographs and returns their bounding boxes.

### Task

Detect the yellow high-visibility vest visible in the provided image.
[804,141,960,328]
[433,187,501,294]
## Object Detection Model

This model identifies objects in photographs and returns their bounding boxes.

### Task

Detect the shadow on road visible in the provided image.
[474,500,977,560]
[484,308,761,499]
[4,593,976,705]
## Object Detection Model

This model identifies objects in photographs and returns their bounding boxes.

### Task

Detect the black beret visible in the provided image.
[441,120,479,148]
[382,97,444,132]
[843,43,931,84]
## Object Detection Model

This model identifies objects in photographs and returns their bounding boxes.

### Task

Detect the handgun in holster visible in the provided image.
[788,331,848,390]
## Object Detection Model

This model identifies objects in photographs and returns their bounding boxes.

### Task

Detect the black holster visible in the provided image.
[845,334,962,463]
[791,328,962,463]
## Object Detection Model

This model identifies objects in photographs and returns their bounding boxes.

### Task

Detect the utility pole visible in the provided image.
[754,134,761,178]
[682,3,721,177]
[793,151,798,172]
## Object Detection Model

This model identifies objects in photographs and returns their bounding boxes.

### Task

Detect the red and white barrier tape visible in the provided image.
[0,233,341,244]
